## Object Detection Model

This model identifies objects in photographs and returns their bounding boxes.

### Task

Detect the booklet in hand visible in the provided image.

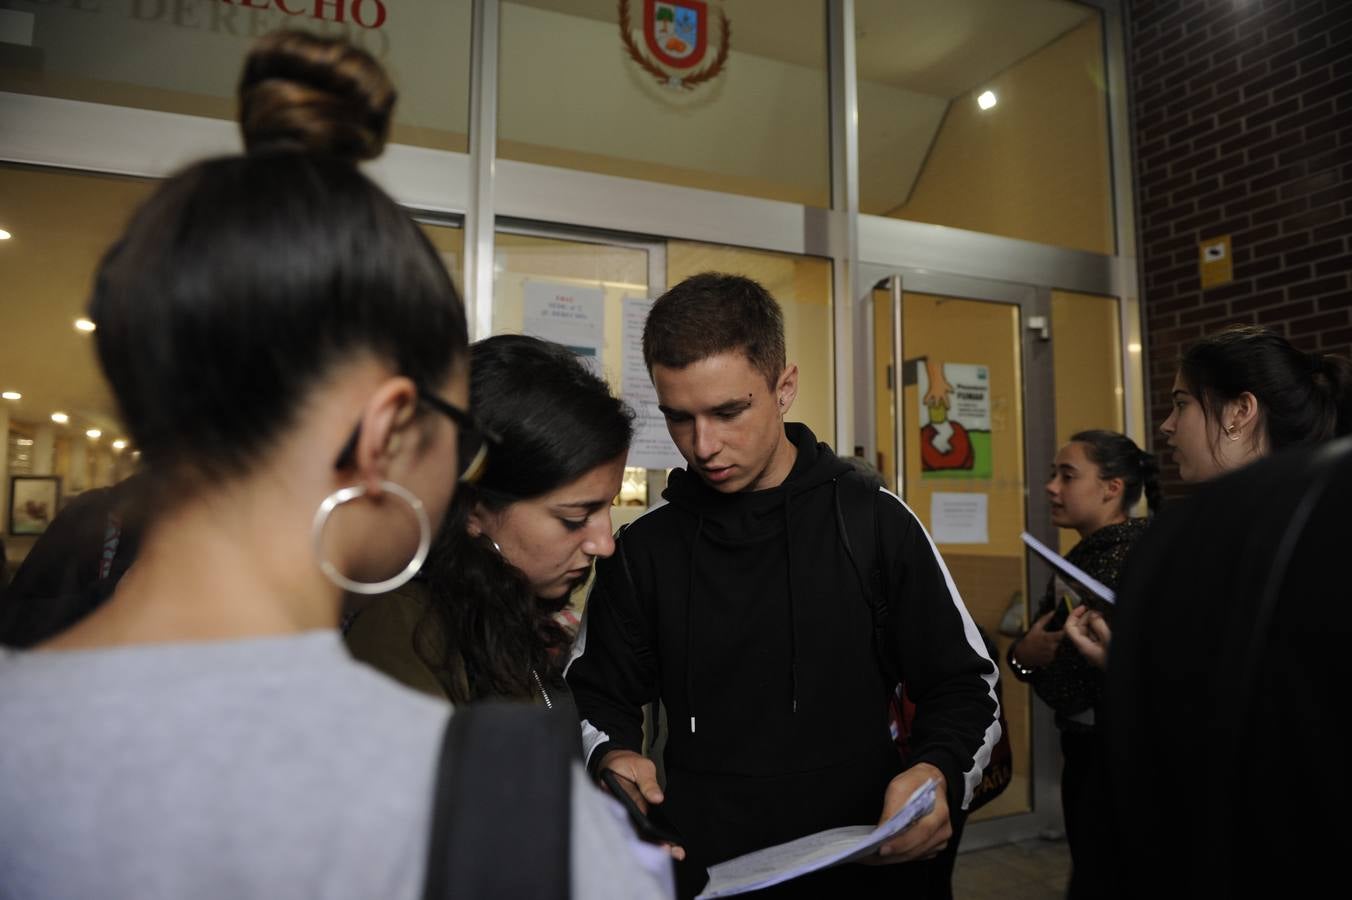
[695,779,938,899]
[1020,531,1116,617]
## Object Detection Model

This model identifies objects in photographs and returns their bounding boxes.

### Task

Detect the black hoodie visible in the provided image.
[567,423,1000,872]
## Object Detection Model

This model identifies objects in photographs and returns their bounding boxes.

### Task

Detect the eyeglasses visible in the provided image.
[416,387,495,485]
[333,385,496,485]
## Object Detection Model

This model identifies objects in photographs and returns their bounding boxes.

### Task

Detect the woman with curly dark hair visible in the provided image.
[346,334,635,708]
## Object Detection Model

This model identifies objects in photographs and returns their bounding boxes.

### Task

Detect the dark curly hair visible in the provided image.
[416,336,634,702]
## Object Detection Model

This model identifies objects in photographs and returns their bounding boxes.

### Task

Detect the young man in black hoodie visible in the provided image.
[566,273,1001,898]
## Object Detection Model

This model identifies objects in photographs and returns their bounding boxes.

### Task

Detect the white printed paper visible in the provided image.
[930,492,989,544]
[696,780,938,898]
[1020,532,1116,605]
[621,297,684,471]
[522,281,605,374]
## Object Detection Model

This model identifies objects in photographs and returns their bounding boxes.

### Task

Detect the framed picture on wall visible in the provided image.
[9,476,61,536]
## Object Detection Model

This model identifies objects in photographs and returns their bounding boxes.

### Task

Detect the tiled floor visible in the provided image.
[952,837,1069,900]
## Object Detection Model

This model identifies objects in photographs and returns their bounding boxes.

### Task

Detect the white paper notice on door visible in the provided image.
[930,492,989,544]
[522,281,605,376]
[621,297,684,471]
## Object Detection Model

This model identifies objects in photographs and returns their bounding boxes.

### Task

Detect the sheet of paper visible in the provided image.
[522,281,605,376]
[930,492,989,543]
[1020,531,1116,604]
[695,780,937,898]
[621,297,685,470]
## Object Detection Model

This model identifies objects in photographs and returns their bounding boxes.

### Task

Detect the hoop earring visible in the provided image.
[312,481,431,595]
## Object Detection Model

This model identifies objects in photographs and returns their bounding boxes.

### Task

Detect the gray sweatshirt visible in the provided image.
[0,630,672,899]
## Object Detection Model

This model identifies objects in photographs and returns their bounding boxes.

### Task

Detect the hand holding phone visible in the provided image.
[600,768,685,849]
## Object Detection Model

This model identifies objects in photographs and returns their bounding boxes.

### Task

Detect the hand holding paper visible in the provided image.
[872,762,950,863]
[695,778,940,898]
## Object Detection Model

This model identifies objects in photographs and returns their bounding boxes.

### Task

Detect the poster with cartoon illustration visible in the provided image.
[917,360,992,479]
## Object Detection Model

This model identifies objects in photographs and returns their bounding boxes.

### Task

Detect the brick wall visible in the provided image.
[1131,0,1352,492]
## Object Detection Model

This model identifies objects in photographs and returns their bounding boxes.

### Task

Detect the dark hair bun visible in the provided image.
[237,30,395,162]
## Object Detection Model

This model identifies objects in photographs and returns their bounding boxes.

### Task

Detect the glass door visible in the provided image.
[860,267,1062,845]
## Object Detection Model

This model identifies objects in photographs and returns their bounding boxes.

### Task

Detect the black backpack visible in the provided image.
[833,472,1012,812]
[423,702,580,900]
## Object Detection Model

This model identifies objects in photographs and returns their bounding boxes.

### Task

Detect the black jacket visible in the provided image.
[566,424,1000,867]
[1011,517,1149,730]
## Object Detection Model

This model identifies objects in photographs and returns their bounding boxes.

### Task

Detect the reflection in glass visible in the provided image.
[857,0,1113,254]
[0,1,472,151]
[0,166,147,520]
[499,1,831,206]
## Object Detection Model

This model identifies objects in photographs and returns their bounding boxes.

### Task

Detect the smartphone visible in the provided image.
[599,769,684,846]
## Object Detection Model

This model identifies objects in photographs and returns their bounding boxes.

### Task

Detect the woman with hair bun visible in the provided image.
[1008,430,1159,897]
[0,31,670,900]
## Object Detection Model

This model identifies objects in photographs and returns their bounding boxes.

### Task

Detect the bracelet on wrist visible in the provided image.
[1009,644,1037,677]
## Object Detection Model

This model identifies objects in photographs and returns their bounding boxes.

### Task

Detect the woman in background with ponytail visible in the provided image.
[1008,429,1159,899]
[1066,325,1352,665]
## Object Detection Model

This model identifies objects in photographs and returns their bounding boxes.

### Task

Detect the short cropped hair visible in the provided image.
[642,273,786,389]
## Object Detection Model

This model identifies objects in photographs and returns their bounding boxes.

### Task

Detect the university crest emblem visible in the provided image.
[619,0,731,90]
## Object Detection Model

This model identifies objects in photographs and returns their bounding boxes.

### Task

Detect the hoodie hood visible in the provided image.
[661,423,852,541]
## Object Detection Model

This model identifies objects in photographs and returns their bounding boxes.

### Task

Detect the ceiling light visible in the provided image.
[17,438,33,446]
[75,318,97,333]
[0,229,10,240]
[51,412,69,424]
[1,391,19,400]
[977,90,997,110]
[112,439,128,451]
[86,429,102,439]
[1128,342,1142,353]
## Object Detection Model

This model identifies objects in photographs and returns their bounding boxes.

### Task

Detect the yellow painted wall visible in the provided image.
[892,18,1114,255]
[1050,291,1124,551]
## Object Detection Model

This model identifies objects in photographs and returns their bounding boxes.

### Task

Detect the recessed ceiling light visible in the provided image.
[977,90,997,110]
[86,429,102,439]
[75,318,97,333]
[1,391,19,400]
[16,438,33,446]
[51,412,69,424]
[1128,342,1142,353]
[0,229,10,240]
[112,439,128,451]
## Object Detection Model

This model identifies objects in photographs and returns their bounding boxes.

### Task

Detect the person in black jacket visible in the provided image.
[565,273,1001,898]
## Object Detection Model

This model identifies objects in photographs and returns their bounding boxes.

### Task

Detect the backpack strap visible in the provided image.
[833,472,898,685]
[423,703,578,900]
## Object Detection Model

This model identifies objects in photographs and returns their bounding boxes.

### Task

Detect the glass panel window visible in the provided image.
[0,1,471,152]
[498,1,831,207]
[0,165,148,563]
[857,0,1114,254]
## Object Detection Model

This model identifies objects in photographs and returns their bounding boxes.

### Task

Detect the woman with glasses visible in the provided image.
[0,32,669,899]
[346,335,634,709]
